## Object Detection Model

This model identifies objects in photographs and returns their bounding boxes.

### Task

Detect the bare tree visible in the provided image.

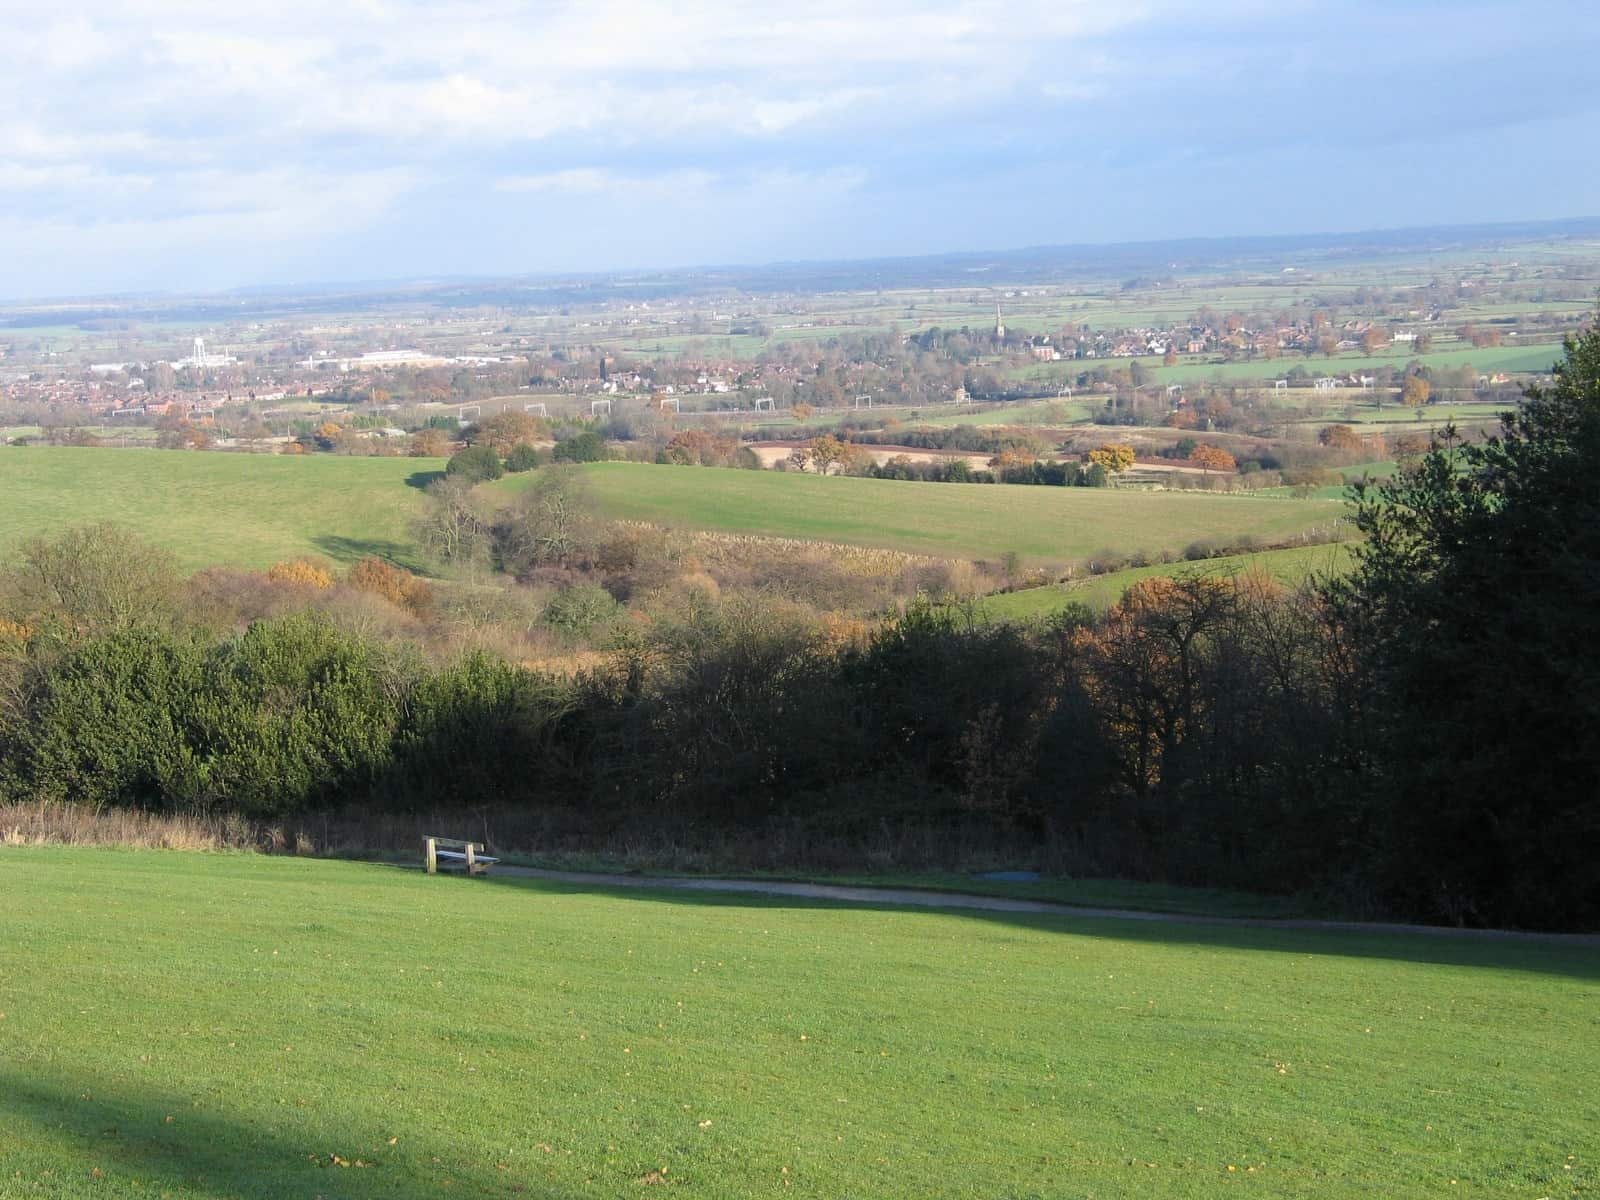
[494,467,598,575]
[2,523,180,634]
[412,477,491,567]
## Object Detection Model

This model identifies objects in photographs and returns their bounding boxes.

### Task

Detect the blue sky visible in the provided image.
[2,0,1598,298]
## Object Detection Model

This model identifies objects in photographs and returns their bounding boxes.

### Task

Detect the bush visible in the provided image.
[504,443,544,473]
[267,559,335,590]
[347,557,433,614]
[542,582,622,639]
[446,444,503,482]
[552,430,605,463]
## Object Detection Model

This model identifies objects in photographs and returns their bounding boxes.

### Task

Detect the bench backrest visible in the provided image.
[426,836,480,850]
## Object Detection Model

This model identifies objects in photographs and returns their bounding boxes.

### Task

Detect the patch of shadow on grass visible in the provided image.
[0,1068,567,1199]
[405,470,446,490]
[458,869,1600,983]
[311,536,421,570]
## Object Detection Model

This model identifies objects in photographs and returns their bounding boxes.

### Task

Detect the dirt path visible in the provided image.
[487,866,1600,945]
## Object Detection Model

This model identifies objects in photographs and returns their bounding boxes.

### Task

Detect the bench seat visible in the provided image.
[433,849,501,865]
[423,836,499,876]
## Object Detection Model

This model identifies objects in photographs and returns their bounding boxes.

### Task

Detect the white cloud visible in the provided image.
[0,166,419,293]
[2,0,1592,294]
[0,0,1159,161]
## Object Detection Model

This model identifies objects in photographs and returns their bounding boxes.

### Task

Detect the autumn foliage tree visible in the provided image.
[806,435,861,475]
[470,410,544,456]
[1086,443,1135,474]
[1401,374,1432,409]
[1318,424,1363,452]
[409,428,450,457]
[1188,444,1236,474]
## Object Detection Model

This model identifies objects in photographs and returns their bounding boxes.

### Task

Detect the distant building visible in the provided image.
[331,350,451,371]
[172,337,235,370]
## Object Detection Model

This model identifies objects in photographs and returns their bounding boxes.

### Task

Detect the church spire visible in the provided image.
[994,303,1005,340]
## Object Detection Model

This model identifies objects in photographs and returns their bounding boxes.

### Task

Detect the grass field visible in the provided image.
[1286,403,1508,427]
[1016,342,1565,389]
[1,849,1594,1198]
[0,446,441,571]
[981,543,1355,620]
[2,426,159,443]
[504,464,1345,565]
[910,399,1092,428]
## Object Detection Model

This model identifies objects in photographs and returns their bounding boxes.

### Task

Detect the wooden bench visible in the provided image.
[423,836,500,877]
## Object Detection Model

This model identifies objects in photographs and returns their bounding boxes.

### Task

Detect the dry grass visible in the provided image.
[642,523,962,577]
[0,801,1079,878]
[0,802,307,854]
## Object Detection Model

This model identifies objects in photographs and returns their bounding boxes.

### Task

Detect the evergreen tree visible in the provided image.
[1335,310,1600,927]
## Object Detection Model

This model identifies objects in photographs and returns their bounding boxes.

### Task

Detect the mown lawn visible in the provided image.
[511,464,1345,566]
[0,446,443,571]
[981,543,1356,620]
[0,849,1593,1198]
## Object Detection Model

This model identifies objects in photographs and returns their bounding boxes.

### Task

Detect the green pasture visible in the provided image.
[982,543,1355,620]
[1312,404,1508,427]
[501,463,1346,565]
[1256,463,1398,501]
[2,425,158,442]
[1341,460,1397,480]
[0,445,441,571]
[1016,342,1565,389]
[1156,341,1563,384]
[910,399,1092,428]
[1,849,1594,1198]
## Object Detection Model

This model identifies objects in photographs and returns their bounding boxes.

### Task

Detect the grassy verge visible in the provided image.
[2,848,1594,1198]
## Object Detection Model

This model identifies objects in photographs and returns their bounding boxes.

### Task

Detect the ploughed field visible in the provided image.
[508,462,1345,565]
[1,849,1593,1198]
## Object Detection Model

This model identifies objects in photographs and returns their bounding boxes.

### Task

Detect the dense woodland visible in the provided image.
[2,323,1597,930]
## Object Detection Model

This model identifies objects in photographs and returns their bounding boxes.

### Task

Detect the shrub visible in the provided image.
[542,583,622,639]
[267,559,335,590]
[4,523,180,634]
[504,443,544,473]
[552,430,605,463]
[446,444,504,482]
[347,556,434,615]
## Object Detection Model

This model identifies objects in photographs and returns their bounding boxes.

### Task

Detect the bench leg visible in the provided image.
[425,837,437,875]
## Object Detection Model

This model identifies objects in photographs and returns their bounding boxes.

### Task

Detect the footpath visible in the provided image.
[478,864,1600,945]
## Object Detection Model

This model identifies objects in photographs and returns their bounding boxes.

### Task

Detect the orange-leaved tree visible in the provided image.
[1086,443,1136,474]
[1189,444,1236,474]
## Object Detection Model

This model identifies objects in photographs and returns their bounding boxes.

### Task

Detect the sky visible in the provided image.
[2,0,1599,299]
